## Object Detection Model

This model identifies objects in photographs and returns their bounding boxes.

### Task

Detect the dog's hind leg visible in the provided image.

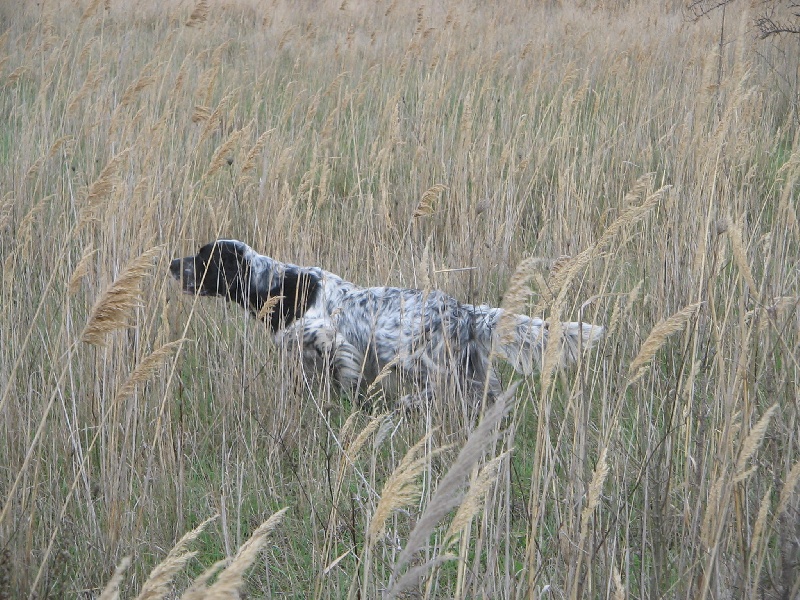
[392,349,440,410]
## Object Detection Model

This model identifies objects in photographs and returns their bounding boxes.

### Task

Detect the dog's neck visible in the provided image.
[245,256,321,332]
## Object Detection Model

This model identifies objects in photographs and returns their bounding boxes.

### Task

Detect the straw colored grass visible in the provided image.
[82,246,163,345]
[98,557,131,600]
[198,508,289,598]
[369,430,433,545]
[627,302,703,384]
[136,515,218,600]
[1,1,798,598]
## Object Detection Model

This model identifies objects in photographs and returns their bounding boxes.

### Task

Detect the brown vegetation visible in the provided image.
[0,0,798,598]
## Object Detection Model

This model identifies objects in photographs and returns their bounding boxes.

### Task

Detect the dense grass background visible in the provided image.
[1,0,798,598]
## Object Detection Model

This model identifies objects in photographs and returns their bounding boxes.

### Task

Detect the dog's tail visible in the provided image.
[473,307,604,375]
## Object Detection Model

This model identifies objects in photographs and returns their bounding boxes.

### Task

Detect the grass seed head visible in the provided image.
[82,246,162,346]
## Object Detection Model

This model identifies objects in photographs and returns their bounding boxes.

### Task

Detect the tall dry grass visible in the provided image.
[0,0,798,598]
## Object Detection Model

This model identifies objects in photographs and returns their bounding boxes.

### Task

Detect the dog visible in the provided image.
[169,240,604,404]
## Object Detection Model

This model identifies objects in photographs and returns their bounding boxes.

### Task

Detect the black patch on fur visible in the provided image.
[252,269,321,332]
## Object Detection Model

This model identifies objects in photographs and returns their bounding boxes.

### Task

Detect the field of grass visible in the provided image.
[1,0,799,597]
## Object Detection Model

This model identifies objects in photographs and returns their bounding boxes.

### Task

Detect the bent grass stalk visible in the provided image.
[24,248,165,598]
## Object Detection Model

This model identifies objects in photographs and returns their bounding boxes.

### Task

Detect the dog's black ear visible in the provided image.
[261,269,321,332]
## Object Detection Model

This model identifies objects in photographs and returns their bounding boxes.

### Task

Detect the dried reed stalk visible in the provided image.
[68,245,97,295]
[81,148,131,224]
[539,319,563,392]
[338,410,360,446]
[596,180,670,252]
[199,90,236,145]
[241,128,275,174]
[80,0,104,24]
[612,561,625,600]
[501,256,541,316]
[725,218,760,300]
[81,246,162,346]
[343,414,387,466]
[387,554,458,600]
[570,447,609,600]
[180,560,228,600]
[548,249,593,309]
[734,403,778,482]
[627,302,702,384]
[206,128,244,178]
[747,482,776,597]
[580,447,609,536]
[66,66,105,115]
[418,240,432,291]
[749,485,772,558]
[700,474,725,548]
[444,450,510,544]
[191,105,212,123]
[608,279,644,339]
[392,384,515,577]
[186,1,209,27]
[114,340,185,404]
[135,514,217,600]
[777,459,800,515]
[497,257,542,348]
[200,507,289,597]
[369,430,446,544]
[413,184,447,219]
[0,192,12,230]
[119,72,157,109]
[256,295,283,321]
[98,556,130,600]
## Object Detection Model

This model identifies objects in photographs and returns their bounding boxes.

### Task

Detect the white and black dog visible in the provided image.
[170,240,603,403]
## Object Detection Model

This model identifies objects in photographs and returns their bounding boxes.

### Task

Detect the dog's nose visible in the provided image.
[169,258,181,279]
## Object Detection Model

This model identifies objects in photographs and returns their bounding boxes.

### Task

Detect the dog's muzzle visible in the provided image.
[170,257,200,295]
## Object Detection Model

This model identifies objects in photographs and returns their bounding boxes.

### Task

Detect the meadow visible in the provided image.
[0,0,798,597]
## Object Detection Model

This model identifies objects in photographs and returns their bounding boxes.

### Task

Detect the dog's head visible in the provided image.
[170,240,251,303]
